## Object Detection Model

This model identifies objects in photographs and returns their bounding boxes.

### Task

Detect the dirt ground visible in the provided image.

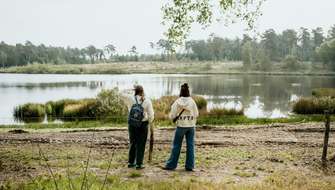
[1,122,335,186]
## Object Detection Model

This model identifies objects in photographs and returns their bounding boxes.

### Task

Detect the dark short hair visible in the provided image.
[179,83,190,97]
[134,85,144,96]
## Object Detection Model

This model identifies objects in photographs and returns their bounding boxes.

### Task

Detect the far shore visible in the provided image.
[1,62,335,76]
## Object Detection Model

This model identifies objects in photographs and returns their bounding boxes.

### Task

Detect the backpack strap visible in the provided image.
[173,109,185,123]
[134,96,145,105]
[140,97,145,105]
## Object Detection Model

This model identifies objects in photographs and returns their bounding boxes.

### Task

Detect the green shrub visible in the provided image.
[292,97,335,114]
[312,88,335,98]
[13,103,46,122]
[207,107,244,116]
[95,89,128,119]
[152,95,208,120]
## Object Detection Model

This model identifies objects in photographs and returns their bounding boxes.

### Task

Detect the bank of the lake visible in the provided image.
[1,62,335,76]
[1,115,334,130]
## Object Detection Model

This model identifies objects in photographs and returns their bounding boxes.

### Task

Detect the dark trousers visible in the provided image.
[128,121,149,166]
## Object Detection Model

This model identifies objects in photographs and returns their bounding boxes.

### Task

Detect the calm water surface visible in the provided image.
[1,73,335,124]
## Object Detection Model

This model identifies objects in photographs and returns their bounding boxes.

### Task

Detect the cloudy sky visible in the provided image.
[0,0,334,53]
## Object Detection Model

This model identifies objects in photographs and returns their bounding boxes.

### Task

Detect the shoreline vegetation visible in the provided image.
[1,62,335,76]
[7,88,335,129]
[1,115,335,130]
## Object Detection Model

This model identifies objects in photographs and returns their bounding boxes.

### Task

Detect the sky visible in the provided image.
[0,0,334,54]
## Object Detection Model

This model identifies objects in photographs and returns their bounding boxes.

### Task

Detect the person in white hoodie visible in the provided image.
[163,83,199,171]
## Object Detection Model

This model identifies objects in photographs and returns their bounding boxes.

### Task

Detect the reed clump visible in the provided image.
[292,97,335,114]
[207,107,244,116]
[13,103,46,122]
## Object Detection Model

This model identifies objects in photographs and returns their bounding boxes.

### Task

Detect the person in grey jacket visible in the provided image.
[163,83,199,171]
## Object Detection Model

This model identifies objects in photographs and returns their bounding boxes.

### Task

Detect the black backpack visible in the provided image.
[128,96,144,127]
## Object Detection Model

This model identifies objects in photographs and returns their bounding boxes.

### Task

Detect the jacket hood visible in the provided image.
[169,96,199,127]
[175,97,194,110]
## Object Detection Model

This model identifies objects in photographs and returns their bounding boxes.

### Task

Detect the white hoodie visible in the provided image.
[169,97,199,127]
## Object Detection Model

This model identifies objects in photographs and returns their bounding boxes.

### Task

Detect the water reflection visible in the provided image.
[0,74,335,124]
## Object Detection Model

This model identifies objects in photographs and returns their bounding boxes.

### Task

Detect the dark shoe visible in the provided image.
[128,164,136,168]
[136,165,145,170]
[185,168,194,172]
[161,166,175,171]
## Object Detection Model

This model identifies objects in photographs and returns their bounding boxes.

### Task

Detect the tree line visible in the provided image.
[0,41,142,67]
[0,25,334,70]
[184,25,335,70]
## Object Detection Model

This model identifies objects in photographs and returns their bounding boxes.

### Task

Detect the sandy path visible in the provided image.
[1,122,334,148]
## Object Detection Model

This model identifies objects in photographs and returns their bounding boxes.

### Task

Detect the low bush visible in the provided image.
[207,107,244,116]
[292,97,335,114]
[13,103,45,122]
[152,95,208,120]
[95,89,128,119]
[312,88,335,98]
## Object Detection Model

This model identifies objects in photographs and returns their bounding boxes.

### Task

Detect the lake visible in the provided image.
[1,73,335,124]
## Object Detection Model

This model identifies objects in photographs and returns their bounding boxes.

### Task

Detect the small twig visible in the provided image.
[322,110,331,167]
[28,143,42,190]
[27,173,41,190]
[66,152,75,190]
[80,132,95,190]
[37,144,59,190]
[148,122,154,163]
[100,150,115,190]
[87,174,99,190]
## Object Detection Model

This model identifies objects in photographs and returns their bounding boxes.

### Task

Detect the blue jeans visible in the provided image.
[166,127,195,170]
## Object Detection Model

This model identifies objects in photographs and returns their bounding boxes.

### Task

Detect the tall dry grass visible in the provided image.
[292,97,335,114]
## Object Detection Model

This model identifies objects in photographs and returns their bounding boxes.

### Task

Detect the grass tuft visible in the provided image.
[13,103,46,123]
[292,97,335,114]
[207,107,244,116]
[128,171,143,178]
